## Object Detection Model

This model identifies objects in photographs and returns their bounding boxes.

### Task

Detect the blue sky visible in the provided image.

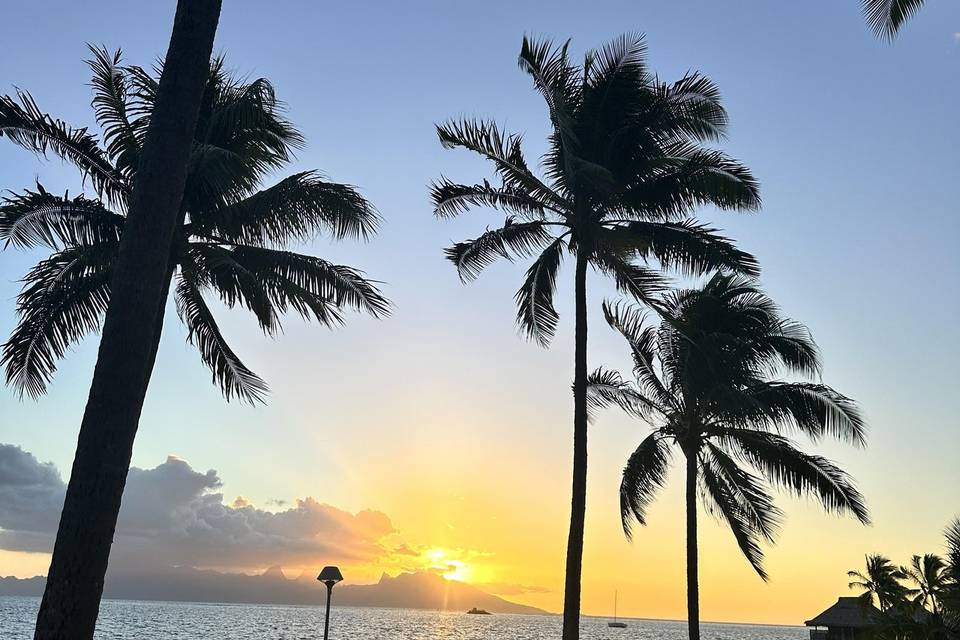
[0,0,958,622]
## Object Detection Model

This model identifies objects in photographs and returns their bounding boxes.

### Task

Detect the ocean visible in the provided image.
[0,597,808,639]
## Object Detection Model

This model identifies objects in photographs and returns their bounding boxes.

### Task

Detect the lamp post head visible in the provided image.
[317,565,344,589]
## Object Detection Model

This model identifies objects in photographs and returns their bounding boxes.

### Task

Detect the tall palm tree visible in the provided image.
[849,554,911,612]
[587,273,869,640]
[902,554,949,613]
[1,31,387,639]
[0,49,388,402]
[431,34,760,639]
[862,0,926,38]
[18,2,222,636]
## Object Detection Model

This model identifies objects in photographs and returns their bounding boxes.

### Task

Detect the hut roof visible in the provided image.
[805,597,882,628]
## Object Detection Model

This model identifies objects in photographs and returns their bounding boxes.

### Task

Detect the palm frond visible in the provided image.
[619,143,760,218]
[0,184,124,249]
[192,171,379,244]
[220,245,390,324]
[188,243,278,334]
[514,237,565,345]
[203,74,303,162]
[726,381,868,446]
[582,32,649,112]
[86,45,142,177]
[742,320,822,379]
[435,118,568,209]
[700,445,780,579]
[601,300,678,409]
[444,219,553,282]
[518,35,581,138]
[0,91,125,205]
[174,274,268,404]
[713,428,870,524]
[2,243,116,397]
[591,248,667,305]
[430,177,552,220]
[177,68,306,212]
[602,219,759,276]
[862,0,925,38]
[124,64,160,120]
[619,432,671,536]
[587,367,664,421]
[648,72,728,142]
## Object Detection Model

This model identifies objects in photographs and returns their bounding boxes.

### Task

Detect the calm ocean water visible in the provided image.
[0,597,807,639]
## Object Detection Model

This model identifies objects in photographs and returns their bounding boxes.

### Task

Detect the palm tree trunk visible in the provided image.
[142,224,188,387]
[685,450,701,640]
[32,3,221,638]
[562,250,589,640]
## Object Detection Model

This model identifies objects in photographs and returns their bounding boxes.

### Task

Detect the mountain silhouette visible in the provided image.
[0,569,546,615]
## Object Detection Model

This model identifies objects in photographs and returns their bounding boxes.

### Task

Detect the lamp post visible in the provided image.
[317,566,343,640]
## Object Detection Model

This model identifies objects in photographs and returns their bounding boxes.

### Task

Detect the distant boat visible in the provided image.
[607,590,627,628]
[467,607,491,615]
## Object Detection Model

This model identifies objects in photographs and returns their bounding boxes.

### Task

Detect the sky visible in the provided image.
[1,0,959,627]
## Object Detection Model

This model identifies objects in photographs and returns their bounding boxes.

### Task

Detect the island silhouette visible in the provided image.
[0,569,545,615]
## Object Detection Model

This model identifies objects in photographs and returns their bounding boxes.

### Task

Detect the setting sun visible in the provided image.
[422,548,474,583]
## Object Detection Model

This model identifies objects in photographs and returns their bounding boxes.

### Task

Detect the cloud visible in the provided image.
[392,543,420,556]
[475,581,551,596]
[0,445,65,552]
[0,445,396,573]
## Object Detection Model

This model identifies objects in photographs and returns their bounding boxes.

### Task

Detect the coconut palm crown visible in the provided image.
[431,34,761,639]
[901,554,949,614]
[589,273,869,631]
[0,47,388,403]
[433,34,761,344]
[849,554,912,612]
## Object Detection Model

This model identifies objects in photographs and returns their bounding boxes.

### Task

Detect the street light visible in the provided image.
[317,565,343,640]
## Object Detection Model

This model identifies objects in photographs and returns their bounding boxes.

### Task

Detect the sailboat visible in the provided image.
[607,590,627,628]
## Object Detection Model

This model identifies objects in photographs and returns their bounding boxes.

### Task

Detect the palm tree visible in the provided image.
[1,28,386,639]
[862,0,926,38]
[431,34,760,639]
[943,519,960,631]
[0,50,388,402]
[849,554,910,612]
[587,273,869,640]
[901,554,948,613]
[21,2,222,636]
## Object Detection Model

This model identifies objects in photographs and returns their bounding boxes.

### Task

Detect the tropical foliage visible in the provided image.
[588,273,869,639]
[432,33,760,639]
[862,0,926,38]
[0,47,388,403]
[847,520,960,639]
[849,554,912,612]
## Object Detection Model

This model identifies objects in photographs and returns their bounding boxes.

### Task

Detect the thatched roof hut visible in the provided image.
[804,597,881,640]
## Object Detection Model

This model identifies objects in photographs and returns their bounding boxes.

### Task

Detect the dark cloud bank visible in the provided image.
[0,444,394,570]
[0,444,545,614]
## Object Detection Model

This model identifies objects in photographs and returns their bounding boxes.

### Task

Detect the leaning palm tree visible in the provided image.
[587,273,869,640]
[901,554,948,613]
[18,2,223,635]
[431,34,760,639]
[849,554,911,612]
[0,47,388,403]
[862,0,926,38]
